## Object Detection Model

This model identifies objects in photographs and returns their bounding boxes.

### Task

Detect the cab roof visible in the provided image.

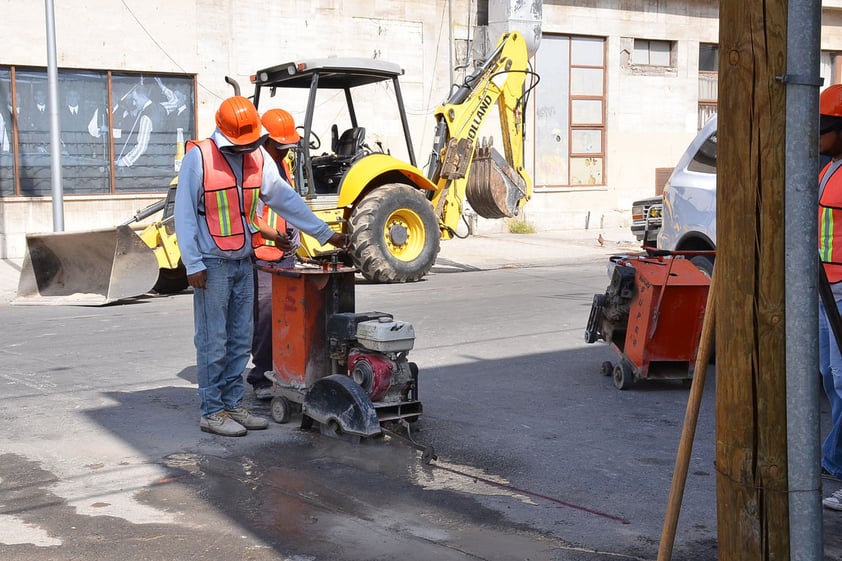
[252,58,404,89]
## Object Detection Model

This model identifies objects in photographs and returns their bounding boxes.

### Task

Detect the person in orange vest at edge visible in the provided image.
[247,108,303,400]
[818,83,842,507]
[174,96,350,437]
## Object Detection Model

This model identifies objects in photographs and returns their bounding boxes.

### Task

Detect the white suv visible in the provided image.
[657,115,717,276]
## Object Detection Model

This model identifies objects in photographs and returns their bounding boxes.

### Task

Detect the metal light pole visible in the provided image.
[45,0,64,231]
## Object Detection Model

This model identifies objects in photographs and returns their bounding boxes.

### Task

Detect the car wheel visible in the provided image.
[690,255,714,278]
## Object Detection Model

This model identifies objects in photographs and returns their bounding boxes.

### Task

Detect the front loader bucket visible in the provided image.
[466,142,528,219]
[14,225,160,306]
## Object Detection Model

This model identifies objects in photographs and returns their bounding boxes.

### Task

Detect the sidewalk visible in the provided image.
[0,226,640,304]
[434,225,639,272]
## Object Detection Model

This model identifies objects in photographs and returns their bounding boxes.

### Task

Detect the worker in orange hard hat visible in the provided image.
[818,83,842,509]
[247,108,304,399]
[174,96,350,437]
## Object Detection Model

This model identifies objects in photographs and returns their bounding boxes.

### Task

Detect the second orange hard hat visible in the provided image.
[261,108,301,147]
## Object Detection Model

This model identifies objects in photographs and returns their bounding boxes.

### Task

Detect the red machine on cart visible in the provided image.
[262,257,422,438]
[584,251,711,390]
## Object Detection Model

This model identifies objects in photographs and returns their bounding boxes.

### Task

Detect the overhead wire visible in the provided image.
[118,0,223,100]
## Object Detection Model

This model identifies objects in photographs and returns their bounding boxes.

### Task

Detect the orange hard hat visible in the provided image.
[215,96,263,145]
[261,108,301,146]
[820,85,842,118]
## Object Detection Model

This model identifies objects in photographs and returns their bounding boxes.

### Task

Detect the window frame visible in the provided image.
[533,34,607,189]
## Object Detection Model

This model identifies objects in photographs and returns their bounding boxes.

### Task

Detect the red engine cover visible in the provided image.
[348,352,393,401]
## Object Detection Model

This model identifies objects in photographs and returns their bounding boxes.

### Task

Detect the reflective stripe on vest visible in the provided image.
[252,158,292,261]
[188,139,263,251]
[253,207,287,261]
[819,161,842,283]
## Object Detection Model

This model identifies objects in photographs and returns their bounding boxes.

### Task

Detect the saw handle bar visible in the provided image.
[643,248,716,259]
[609,248,716,268]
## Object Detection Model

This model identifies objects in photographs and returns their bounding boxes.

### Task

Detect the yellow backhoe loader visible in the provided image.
[249,30,540,282]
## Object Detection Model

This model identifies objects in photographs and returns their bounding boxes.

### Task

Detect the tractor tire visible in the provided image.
[349,183,440,283]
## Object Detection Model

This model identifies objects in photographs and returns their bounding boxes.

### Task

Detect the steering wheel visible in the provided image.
[297,126,320,150]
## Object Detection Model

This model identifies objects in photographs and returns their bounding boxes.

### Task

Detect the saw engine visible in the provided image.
[584,258,637,346]
[327,312,418,404]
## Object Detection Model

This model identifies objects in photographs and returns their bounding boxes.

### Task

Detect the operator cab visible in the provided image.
[250,57,417,198]
[311,125,367,194]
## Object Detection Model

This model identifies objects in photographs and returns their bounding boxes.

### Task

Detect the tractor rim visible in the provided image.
[384,208,426,261]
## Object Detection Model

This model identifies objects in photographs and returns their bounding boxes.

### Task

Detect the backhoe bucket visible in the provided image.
[14,225,160,306]
[466,143,528,219]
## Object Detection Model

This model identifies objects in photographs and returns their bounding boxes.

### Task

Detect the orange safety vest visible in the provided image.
[252,158,293,261]
[188,139,263,252]
[820,161,842,283]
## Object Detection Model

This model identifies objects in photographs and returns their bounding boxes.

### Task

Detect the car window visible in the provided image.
[687,132,717,174]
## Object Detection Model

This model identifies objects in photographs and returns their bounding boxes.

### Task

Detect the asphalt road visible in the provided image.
[1,250,840,560]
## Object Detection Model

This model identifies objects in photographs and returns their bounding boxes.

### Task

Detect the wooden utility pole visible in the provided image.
[716,1,790,560]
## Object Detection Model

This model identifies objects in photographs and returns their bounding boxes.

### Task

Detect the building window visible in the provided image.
[0,66,195,197]
[534,35,606,188]
[0,68,14,196]
[821,51,842,89]
[698,43,718,129]
[633,39,673,66]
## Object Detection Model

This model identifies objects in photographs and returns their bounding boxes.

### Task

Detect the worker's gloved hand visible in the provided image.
[273,229,294,253]
[327,232,352,251]
[187,269,207,290]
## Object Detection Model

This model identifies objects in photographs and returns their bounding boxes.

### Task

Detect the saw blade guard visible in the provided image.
[302,374,381,437]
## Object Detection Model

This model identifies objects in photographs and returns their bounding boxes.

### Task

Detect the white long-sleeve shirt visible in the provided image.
[174,129,334,275]
[0,113,8,152]
[116,100,152,167]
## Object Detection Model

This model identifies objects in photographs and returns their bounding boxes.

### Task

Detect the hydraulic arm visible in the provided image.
[426,31,536,237]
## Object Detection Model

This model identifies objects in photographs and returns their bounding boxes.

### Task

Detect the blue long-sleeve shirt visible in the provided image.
[174,129,334,275]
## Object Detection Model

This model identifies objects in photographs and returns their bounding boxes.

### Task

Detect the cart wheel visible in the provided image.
[601,361,614,377]
[270,396,292,424]
[613,362,634,390]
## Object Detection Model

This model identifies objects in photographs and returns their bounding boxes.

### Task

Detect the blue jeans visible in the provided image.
[193,257,254,417]
[819,299,842,478]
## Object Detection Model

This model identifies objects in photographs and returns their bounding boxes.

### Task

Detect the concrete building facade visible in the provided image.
[0,0,840,257]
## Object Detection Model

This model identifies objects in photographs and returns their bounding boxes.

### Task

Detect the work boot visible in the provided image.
[252,383,274,401]
[225,406,269,430]
[824,489,842,511]
[200,412,247,437]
